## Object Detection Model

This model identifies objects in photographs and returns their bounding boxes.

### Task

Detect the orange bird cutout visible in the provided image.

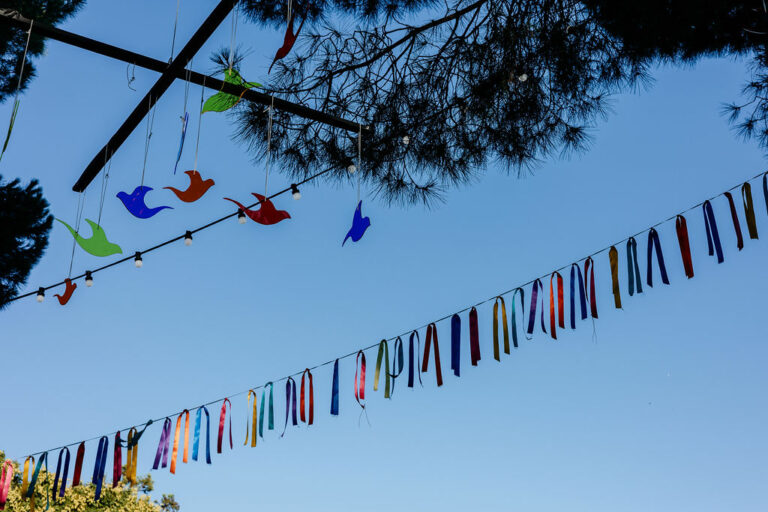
[223,193,291,225]
[54,278,77,306]
[269,12,305,73]
[164,170,215,203]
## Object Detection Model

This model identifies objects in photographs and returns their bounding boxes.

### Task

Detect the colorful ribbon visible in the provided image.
[724,191,744,250]
[300,369,314,425]
[675,215,694,279]
[703,200,724,263]
[408,331,423,386]
[422,323,443,386]
[244,391,258,447]
[53,447,69,500]
[549,271,565,338]
[281,379,297,437]
[354,350,366,409]
[0,460,12,510]
[92,437,108,500]
[192,406,211,464]
[152,417,172,469]
[388,336,405,394]
[21,456,33,506]
[584,257,598,318]
[646,228,669,287]
[626,237,643,296]
[331,359,340,415]
[26,451,46,506]
[469,306,481,365]
[171,409,190,473]
[125,427,138,485]
[569,264,587,331]
[511,287,527,345]
[218,398,233,452]
[451,314,461,376]
[763,172,768,215]
[73,442,85,486]
[742,182,759,240]
[259,382,274,437]
[374,339,391,398]
[608,247,622,309]
[527,279,547,335]
[492,297,510,360]
[113,431,122,486]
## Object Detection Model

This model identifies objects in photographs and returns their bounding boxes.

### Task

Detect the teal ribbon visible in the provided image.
[259,381,274,437]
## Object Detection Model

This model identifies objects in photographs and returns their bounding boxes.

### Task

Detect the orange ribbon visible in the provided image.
[170,409,190,474]
[608,247,622,308]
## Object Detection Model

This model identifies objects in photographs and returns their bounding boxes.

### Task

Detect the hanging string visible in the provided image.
[140,98,157,188]
[126,63,136,91]
[67,193,86,278]
[15,21,33,94]
[169,0,181,63]
[97,153,112,227]
[357,124,362,203]
[228,4,239,70]
[193,77,206,172]
[1,20,33,163]
[287,0,292,24]
[183,58,192,114]
[264,96,274,196]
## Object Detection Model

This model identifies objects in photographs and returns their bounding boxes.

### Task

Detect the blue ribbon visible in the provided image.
[26,451,47,499]
[408,330,423,387]
[331,359,340,415]
[281,377,297,437]
[569,264,587,329]
[259,382,274,437]
[451,314,461,377]
[53,447,70,500]
[702,200,724,263]
[511,287,525,346]
[526,279,547,335]
[626,237,643,296]
[93,437,108,501]
[763,172,768,215]
[192,407,211,464]
[646,228,670,287]
[389,337,405,394]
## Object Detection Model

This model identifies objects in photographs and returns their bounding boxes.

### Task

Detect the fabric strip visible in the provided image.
[217,398,232,453]
[152,418,172,470]
[331,359,340,415]
[281,378,298,437]
[646,228,670,287]
[584,257,598,318]
[408,331,423,386]
[549,271,565,339]
[527,279,547,335]
[92,437,107,501]
[354,351,366,409]
[192,406,211,464]
[73,442,85,486]
[626,237,643,296]
[703,200,724,263]
[469,307,481,365]
[724,191,745,250]
[422,323,443,386]
[511,287,526,346]
[569,264,586,328]
[259,382,274,438]
[608,247,622,308]
[492,297,510,360]
[675,215,694,279]
[742,182,759,240]
[300,369,314,425]
[53,447,69,500]
[112,431,122,486]
[374,339,391,398]
[451,314,461,376]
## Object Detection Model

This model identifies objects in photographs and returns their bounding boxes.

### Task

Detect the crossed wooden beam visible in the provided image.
[0,3,370,193]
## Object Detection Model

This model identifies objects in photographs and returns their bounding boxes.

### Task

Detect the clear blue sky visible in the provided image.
[2,2,767,511]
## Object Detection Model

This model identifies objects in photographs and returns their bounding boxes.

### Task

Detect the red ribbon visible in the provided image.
[217,398,232,454]
[112,431,122,487]
[549,271,564,339]
[584,257,598,319]
[0,460,13,510]
[354,350,366,409]
[72,441,85,486]
[422,322,443,387]
[469,306,481,366]
[675,214,694,278]
[300,368,314,425]
[724,191,744,250]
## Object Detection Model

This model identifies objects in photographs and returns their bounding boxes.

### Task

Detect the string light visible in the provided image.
[401,135,410,146]
[184,230,193,246]
[36,287,44,303]
[347,164,356,174]
[134,252,143,268]
[237,209,247,224]
[85,271,93,287]
[290,184,301,200]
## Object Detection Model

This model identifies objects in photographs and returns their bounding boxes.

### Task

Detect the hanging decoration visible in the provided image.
[201,69,261,113]
[281,378,298,436]
[117,186,173,219]
[92,437,108,501]
[112,432,122,487]
[646,227,669,287]
[422,323,443,387]
[675,215,694,279]
[269,2,305,73]
[0,20,32,163]
[549,271,565,337]
[165,170,215,203]
[374,339,391,398]
[244,390,258,447]
[742,182,759,239]
[626,237,643,296]
[224,194,290,225]
[192,406,211,464]
[54,278,77,306]
[469,306,481,366]
[72,442,84,486]
[300,369,314,425]
[451,314,461,377]
[331,360,340,415]
[53,447,69,501]
[259,382,274,438]
[388,337,405,394]
[407,331,422,387]
[0,460,12,510]
[174,112,189,175]
[608,248,622,309]
[703,200,724,263]
[217,399,232,453]
[55,218,122,257]
[152,418,172,470]
[343,126,371,245]
[170,410,190,474]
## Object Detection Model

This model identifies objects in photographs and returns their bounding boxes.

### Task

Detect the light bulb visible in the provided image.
[347,164,356,174]
[36,287,45,302]
[184,230,193,246]
[290,184,301,200]
[518,73,528,82]
[85,271,93,287]
[401,135,410,145]
[237,210,247,224]
[134,252,143,268]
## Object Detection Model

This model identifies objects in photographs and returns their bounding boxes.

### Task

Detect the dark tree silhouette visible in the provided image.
[0,176,52,308]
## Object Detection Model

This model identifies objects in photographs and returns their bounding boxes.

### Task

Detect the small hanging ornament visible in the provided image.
[164,170,215,203]
[54,278,77,306]
[268,4,305,73]
[223,194,290,225]
[55,218,122,257]
[117,186,173,219]
[343,125,371,245]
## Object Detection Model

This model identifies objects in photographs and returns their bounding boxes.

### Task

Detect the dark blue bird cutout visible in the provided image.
[342,200,371,246]
[174,112,189,174]
[117,186,173,219]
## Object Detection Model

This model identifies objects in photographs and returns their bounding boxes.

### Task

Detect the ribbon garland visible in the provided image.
[511,287,526,345]
[53,447,69,500]
[300,369,314,425]
[492,297,510,360]
[244,391,258,447]
[549,271,565,338]
[171,409,190,473]
[742,182,759,240]
[646,228,670,287]
[608,247,622,309]
[469,306,481,365]
[703,200,724,263]
[374,339,391,398]
[259,382,274,437]
[422,323,443,386]
[675,215,694,279]
[192,406,211,464]
[92,437,108,501]
[73,442,85,486]
[407,331,423,387]
[112,431,122,486]
[527,279,547,336]
[451,314,461,376]
[626,237,643,296]
[354,351,366,409]
[724,191,745,250]
[0,460,13,510]
[218,399,233,452]
[152,418,172,470]
[331,359,340,415]
[281,378,297,436]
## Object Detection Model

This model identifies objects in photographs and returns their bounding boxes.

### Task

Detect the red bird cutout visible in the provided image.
[223,193,291,225]
[54,278,77,306]
[269,12,305,73]
[164,170,215,203]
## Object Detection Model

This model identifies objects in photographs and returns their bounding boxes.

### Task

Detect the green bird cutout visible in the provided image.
[203,68,261,113]
[56,218,122,257]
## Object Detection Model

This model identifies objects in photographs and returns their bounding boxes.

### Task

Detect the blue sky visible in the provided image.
[2,2,768,511]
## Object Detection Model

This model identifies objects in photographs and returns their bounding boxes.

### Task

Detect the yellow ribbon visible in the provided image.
[492,296,510,361]
[22,456,35,511]
[244,390,258,447]
[125,427,138,486]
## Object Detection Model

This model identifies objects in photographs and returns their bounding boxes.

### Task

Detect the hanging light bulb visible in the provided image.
[184,230,193,246]
[36,287,45,303]
[134,251,143,268]
[347,163,356,174]
[518,73,528,82]
[290,184,301,200]
[237,210,247,224]
[401,135,410,146]
[85,271,93,287]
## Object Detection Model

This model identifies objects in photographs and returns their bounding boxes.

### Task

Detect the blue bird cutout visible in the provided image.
[174,112,189,174]
[117,186,173,219]
[342,200,371,246]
